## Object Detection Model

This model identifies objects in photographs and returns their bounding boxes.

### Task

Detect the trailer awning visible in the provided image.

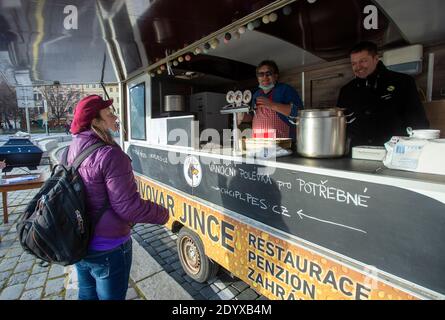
[1,0,444,87]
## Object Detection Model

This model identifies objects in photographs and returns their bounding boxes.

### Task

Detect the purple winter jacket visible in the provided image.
[66,130,169,242]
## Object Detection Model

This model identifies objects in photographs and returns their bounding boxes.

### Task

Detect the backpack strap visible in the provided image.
[71,142,109,225]
[61,147,69,166]
[71,143,106,171]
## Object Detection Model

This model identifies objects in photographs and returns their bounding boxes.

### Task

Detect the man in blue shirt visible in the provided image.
[240,60,303,140]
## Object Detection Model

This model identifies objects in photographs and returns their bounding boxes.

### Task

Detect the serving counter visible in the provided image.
[127,143,445,299]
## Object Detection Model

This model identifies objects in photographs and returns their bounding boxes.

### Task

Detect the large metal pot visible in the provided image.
[296,108,347,158]
[164,95,185,112]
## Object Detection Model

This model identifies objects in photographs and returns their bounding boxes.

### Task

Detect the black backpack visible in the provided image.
[17,143,108,266]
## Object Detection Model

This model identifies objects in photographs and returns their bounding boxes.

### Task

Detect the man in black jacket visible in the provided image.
[337,41,429,147]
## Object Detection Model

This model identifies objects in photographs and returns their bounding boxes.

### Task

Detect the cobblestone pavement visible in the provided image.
[0,168,265,301]
[131,225,267,300]
[0,168,143,301]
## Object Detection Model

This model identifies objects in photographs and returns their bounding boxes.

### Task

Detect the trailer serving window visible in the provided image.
[126,73,151,145]
[129,82,146,141]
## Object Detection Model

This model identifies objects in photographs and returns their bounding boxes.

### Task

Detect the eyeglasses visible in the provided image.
[256,71,274,78]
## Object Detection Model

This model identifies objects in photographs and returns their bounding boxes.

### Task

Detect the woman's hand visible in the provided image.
[0,160,6,169]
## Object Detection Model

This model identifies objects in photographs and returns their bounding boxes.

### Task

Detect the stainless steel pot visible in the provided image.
[164,95,185,112]
[296,108,347,158]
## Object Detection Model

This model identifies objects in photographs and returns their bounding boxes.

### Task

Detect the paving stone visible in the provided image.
[163,264,174,273]
[209,293,222,300]
[216,287,238,300]
[43,295,64,300]
[143,246,158,257]
[5,229,17,236]
[3,225,18,232]
[235,288,259,300]
[231,280,250,292]
[170,271,186,284]
[31,263,49,274]
[137,271,193,300]
[131,234,143,243]
[175,268,186,277]
[65,267,78,290]
[19,253,36,262]
[0,248,8,258]
[142,234,162,242]
[25,273,47,290]
[14,260,35,273]
[125,287,138,300]
[44,278,65,296]
[179,281,197,297]
[48,264,65,279]
[5,247,23,258]
[213,279,228,291]
[142,225,159,231]
[183,274,195,283]
[0,270,12,283]
[0,240,15,249]
[164,254,179,265]
[64,288,78,300]
[151,232,174,241]
[7,244,22,251]
[0,283,25,300]
[2,233,17,242]
[151,229,167,236]
[192,293,206,300]
[7,272,29,286]
[0,258,18,272]
[20,287,43,300]
[0,278,7,290]
[151,240,163,247]
[199,285,219,298]
[138,228,154,236]
[191,281,207,291]
[130,239,163,282]
[159,250,174,259]
[171,261,182,270]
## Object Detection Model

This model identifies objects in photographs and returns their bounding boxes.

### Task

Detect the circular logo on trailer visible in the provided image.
[387,85,396,92]
[183,155,202,188]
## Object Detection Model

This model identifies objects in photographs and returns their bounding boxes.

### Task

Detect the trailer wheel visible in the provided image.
[177,227,219,283]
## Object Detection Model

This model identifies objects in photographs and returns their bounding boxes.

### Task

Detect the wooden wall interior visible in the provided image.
[280,44,445,111]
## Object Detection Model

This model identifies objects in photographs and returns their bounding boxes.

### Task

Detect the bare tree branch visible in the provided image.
[39,85,82,127]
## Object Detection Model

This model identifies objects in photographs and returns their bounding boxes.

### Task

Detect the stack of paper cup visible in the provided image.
[406,127,441,139]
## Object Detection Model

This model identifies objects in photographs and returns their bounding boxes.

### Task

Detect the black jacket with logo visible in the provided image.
[337,61,430,147]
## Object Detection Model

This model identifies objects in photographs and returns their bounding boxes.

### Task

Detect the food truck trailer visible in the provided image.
[1,0,445,300]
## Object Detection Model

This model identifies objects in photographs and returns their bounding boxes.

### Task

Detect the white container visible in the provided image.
[352,146,387,161]
[383,137,445,175]
[407,127,440,140]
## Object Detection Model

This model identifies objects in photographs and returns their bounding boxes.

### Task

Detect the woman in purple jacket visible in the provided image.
[67,95,169,300]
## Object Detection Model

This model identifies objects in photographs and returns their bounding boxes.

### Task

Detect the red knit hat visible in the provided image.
[70,95,113,134]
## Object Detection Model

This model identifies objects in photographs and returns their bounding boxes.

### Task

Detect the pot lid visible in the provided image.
[298,108,344,118]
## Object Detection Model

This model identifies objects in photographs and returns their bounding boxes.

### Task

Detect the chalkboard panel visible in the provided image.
[129,145,445,295]
[128,145,192,195]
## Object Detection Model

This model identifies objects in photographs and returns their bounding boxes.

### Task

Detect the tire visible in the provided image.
[177,227,219,283]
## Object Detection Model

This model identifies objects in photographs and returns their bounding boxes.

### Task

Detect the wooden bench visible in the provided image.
[0,173,48,224]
